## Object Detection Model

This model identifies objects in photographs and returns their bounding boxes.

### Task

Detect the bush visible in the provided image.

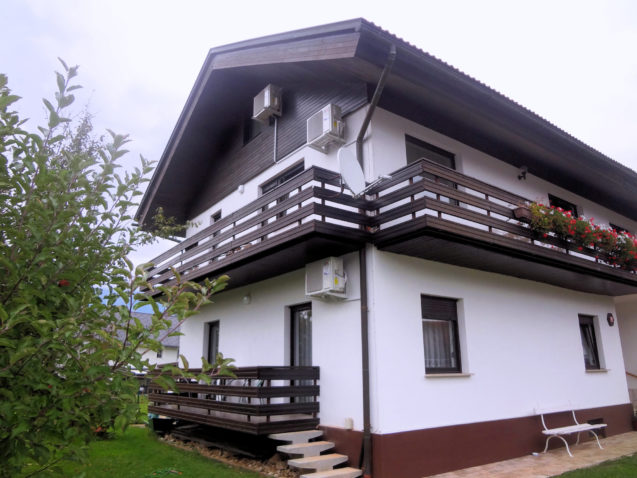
[0,61,230,476]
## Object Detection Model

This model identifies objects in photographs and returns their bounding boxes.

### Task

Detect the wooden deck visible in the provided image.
[148,366,320,435]
[142,161,637,296]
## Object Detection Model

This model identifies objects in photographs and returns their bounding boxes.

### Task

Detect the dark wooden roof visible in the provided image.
[137,18,637,226]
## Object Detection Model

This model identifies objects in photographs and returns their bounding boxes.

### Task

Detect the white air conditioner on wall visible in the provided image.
[305,257,347,300]
[306,104,345,153]
[252,84,282,124]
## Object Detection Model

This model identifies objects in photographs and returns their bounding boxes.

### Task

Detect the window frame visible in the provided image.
[205,320,220,365]
[421,295,462,374]
[549,194,579,218]
[405,135,456,169]
[405,135,459,206]
[578,314,601,370]
[259,162,305,220]
[610,223,631,235]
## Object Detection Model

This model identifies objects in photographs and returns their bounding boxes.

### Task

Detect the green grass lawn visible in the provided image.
[555,453,637,477]
[48,427,265,478]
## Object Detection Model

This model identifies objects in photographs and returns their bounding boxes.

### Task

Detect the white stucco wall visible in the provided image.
[617,295,637,390]
[140,346,179,366]
[175,101,635,437]
[179,252,364,430]
[368,107,637,232]
[368,249,629,434]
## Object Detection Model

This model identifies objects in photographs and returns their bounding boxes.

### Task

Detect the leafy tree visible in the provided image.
[0,61,231,476]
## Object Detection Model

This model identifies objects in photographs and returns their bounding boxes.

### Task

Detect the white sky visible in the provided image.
[2,0,636,264]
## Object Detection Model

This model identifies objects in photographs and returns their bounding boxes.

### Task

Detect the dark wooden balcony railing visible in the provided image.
[148,366,320,435]
[370,159,636,294]
[144,167,369,292]
[143,160,636,295]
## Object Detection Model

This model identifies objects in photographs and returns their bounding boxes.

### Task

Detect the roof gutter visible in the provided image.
[357,43,396,478]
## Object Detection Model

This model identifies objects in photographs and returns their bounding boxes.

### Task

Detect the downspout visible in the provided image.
[273,116,280,163]
[357,44,396,478]
[356,44,397,168]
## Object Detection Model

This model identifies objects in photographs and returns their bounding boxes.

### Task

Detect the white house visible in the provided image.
[136,19,637,477]
[122,312,180,366]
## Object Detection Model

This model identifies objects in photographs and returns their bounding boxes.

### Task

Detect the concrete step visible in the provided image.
[277,440,334,457]
[300,467,363,478]
[269,429,323,444]
[288,453,348,471]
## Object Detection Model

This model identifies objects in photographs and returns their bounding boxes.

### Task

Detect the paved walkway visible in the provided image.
[426,432,637,478]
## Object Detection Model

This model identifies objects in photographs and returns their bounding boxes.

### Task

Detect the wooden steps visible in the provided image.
[301,468,362,478]
[269,429,362,478]
[277,440,335,457]
[288,453,348,471]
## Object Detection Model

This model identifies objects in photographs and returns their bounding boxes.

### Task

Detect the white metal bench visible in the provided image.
[537,407,607,457]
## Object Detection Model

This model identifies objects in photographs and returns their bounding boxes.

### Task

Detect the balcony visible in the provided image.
[143,161,637,296]
[144,167,369,293]
[370,160,637,296]
[148,366,320,435]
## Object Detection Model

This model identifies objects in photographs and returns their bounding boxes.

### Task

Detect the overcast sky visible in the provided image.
[2,0,636,264]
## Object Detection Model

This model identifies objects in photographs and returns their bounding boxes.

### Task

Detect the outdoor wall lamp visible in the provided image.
[518,165,528,180]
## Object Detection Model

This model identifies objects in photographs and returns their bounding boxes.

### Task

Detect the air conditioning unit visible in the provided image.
[305,257,347,300]
[252,84,282,124]
[307,104,345,153]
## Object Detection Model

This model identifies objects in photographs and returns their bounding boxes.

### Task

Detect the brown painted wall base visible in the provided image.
[321,426,363,468]
[324,403,633,478]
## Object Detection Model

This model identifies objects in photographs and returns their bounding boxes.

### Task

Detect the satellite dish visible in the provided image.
[338,146,366,196]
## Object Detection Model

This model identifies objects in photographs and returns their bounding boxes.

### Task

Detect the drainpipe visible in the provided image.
[356,44,397,169]
[273,116,280,163]
[359,246,372,477]
[357,44,396,478]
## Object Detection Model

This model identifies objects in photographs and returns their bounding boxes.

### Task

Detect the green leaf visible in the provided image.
[42,98,55,113]
[57,57,69,71]
[179,354,189,370]
[56,72,65,94]
[113,414,128,432]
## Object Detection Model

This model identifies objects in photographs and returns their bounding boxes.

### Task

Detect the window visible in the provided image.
[205,321,220,364]
[610,223,631,235]
[210,211,222,227]
[156,348,162,359]
[261,162,305,195]
[549,194,579,218]
[406,135,458,205]
[260,162,304,219]
[579,315,600,370]
[406,135,456,169]
[421,295,461,374]
[210,210,222,249]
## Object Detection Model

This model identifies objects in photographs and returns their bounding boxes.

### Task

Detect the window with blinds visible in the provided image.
[421,295,461,374]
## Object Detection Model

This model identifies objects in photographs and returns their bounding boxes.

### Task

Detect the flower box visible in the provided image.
[513,206,532,223]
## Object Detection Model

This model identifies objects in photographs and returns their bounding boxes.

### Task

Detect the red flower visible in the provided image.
[57,279,70,287]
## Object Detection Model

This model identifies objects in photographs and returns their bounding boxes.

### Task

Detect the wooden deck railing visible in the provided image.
[144,167,369,290]
[148,366,320,435]
[143,159,635,293]
[370,159,636,278]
